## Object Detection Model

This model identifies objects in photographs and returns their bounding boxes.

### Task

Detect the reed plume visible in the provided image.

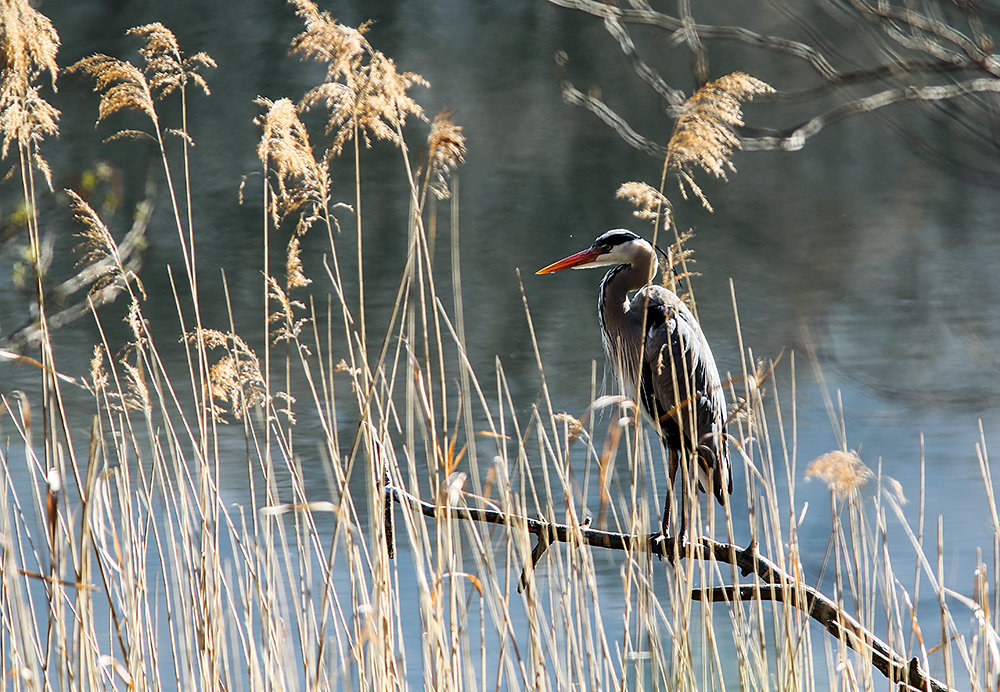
[128,23,214,99]
[806,450,873,498]
[267,276,307,345]
[68,189,144,297]
[616,181,670,227]
[0,0,60,185]
[182,328,268,421]
[256,96,328,234]
[289,0,428,155]
[70,23,213,139]
[666,72,773,211]
[70,55,156,131]
[427,110,466,200]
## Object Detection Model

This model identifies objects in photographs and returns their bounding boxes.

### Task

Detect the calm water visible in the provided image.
[3,0,1000,687]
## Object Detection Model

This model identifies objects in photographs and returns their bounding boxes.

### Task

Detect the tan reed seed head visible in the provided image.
[70,23,213,140]
[666,72,773,211]
[67,189,133,296]
[289,0,369,81]
[806,450,873,498]
[70,55,156,125]
[616,181,671,228]
[0,0,61,184]
[290,0,427,155]
[286,235,311,289]
[183,329,268,421]
[427,110,466,200]
[128,23,215,99]
[256,96,328,234]
[88,346,109,398]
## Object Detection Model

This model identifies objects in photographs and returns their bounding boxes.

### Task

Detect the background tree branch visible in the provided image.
[550,0,1000,180]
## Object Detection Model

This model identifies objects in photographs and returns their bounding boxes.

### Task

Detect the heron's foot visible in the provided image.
[653,530,685,562]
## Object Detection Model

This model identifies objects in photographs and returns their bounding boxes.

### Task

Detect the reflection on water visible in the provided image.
[2,0,999,688]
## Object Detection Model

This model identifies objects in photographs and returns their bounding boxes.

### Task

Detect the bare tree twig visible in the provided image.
[599,14,686,108]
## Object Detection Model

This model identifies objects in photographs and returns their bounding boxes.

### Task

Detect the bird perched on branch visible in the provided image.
[537,229,731,539]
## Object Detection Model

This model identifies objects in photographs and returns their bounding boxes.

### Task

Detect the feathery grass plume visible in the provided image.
[182,328,268,421]
[68,189,144,297]
[267,276,308,345]
[69,55,156,131]
[289,0,369,80]
[616,181,671,228]
[256,97,328,234]
[125,299,148,347]
[89,345,107,391]
[806,450,873,498]
[616,182,696,294]
[290,0,428,155]
[115,360,150,413]
[128,23,215,99]
[427,110,466,200]
[666,72,773,211]
[0,0,61,185]
[286,235,311,289]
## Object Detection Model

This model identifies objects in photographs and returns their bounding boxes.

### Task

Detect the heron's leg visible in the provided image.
[677,469,687,544]
[662,447,679,537]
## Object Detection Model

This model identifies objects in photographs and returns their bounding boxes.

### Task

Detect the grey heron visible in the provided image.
[536,229,731,539]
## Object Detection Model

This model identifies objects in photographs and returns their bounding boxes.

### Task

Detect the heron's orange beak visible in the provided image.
[535,247,601,274]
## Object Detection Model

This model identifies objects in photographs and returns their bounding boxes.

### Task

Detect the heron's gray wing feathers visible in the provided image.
[632,286,732,503]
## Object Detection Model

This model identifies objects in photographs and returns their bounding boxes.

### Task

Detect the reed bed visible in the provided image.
[0,1,997,690]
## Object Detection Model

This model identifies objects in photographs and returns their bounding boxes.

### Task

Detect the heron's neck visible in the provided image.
[599,253,654,308]
[597,256,654,337]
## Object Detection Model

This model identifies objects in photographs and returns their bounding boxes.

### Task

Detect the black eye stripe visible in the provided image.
[592,229,642,250]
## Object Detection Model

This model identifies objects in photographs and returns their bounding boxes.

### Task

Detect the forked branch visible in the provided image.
[385,481,952,692]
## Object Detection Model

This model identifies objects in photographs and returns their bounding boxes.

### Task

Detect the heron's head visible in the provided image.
[536,230,656,278]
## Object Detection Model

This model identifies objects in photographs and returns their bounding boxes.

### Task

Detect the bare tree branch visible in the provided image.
[385,481,953,692]
[742,77,1000,151]
[556,65,668,157]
